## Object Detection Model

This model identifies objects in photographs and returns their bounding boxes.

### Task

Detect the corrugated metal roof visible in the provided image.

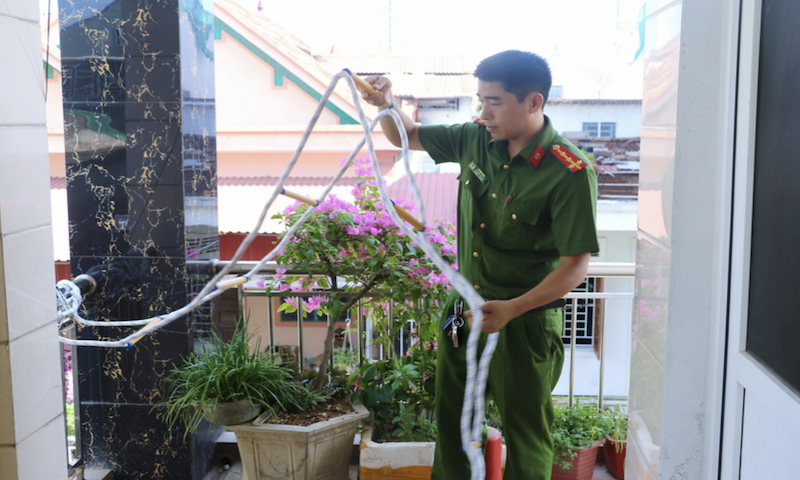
[316,54,479,75]
[219,176,360,187]
[548,98,642,105]
[315,54,478,97]
[386,172,458,225]
[390,74,477,97]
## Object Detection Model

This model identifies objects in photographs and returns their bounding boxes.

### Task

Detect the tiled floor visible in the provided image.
[353,464,617,480]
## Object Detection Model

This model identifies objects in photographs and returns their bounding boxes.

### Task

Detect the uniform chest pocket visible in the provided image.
[491,201,543,251]
[458,171,490,213]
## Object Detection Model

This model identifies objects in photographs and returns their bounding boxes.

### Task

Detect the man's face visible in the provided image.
[476,80,537,143]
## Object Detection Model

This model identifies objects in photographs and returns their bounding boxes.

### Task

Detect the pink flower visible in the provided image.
[303,296,328,311]
[273,268,287,282]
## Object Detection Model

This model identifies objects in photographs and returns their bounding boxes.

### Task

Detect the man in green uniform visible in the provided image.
[359,50,599,480]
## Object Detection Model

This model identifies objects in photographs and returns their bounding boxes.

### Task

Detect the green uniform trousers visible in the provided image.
[432,298,565,480]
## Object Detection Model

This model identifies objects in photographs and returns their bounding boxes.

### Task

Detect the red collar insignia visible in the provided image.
[473,118,486,125]
[529,145,546,168]
[551,145,587,172]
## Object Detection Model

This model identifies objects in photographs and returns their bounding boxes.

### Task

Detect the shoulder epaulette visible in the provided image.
[550,144,588,172]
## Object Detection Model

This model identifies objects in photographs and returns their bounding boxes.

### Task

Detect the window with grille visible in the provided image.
[562,278,597,346]
[418,98,459,110]
[582,122,617,138]
[549,86,563,99]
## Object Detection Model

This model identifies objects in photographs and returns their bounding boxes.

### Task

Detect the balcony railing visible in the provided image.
[62,261,634,472]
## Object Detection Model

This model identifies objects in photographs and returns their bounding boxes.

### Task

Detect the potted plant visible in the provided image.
[269,156,455,393]
[158,320,368,480]
[270,157,456,479]
[159,320,322,435]
[603,404,628,479]
[551,403,610,480]
[348,348,438,480]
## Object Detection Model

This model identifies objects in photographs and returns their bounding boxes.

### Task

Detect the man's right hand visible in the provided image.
[359,75,393,108]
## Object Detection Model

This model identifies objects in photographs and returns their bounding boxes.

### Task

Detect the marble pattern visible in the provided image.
[59,0,220,478]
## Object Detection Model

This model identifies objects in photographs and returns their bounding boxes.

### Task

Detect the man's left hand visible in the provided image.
[467,300,518,333]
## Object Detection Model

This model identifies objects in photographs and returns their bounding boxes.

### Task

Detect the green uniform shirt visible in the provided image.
[418,116,599,301]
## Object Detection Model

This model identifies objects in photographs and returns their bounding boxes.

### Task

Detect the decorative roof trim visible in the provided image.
[213,17,359,125]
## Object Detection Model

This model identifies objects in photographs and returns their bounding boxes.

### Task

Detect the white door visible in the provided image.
[722,0,800,478]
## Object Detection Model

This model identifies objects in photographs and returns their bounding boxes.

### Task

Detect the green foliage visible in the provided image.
[333,346,359,375]
[158,320,327,438]
[347,348,437,442]
[485,397,502,431]
[270,158,456,386]
[606,404,628,452]
[389,403,437,443]
[551,403,611,472]
[65,402,75,437]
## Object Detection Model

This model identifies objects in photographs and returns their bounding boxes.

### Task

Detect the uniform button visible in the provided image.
[474,285,481,290]
[491,193,498,199]
[512,214,517,220]
[466,180,471,185]
[480,223,486,228]
[473,252,479,257]
[503,164,510,170]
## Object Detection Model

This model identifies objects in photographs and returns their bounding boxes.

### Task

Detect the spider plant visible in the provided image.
[158,319,323,438]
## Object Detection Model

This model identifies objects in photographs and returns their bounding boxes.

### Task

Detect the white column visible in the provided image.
[0,1,68,479]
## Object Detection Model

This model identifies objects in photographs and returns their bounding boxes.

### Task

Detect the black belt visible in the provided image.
[528,298,566,313]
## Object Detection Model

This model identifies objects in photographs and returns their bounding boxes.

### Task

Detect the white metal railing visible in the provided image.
[235,261,635,407]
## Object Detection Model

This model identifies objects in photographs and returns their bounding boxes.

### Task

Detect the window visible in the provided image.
[582,122,617,138]
[562,278,597,346]
[549,86,563,99]
[418,98,459,110]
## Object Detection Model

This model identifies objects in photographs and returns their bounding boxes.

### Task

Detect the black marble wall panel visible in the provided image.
[59,0,220,478]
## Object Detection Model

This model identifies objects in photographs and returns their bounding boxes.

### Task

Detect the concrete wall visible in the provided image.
[0,1,68,479]
[546,102,642,138]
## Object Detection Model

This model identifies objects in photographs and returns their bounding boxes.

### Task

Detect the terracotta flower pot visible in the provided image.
[603,436,626,479]
[551,442,602,480]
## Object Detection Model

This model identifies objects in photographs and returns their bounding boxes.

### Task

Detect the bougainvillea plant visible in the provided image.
[270,157,457,391]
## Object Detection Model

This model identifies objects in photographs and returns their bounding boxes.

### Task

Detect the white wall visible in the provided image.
[0,1,68,479]
[546,102,642,138]
[659,0,740,477]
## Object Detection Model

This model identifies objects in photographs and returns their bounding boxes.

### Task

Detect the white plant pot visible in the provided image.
[358,422,436,480]
[359,422,506,480]
[228,402,369,480]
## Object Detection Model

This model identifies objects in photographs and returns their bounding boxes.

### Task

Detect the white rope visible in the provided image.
[339,75,497,480]
[54,70,498,479]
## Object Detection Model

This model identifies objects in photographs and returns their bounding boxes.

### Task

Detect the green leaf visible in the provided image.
[277,302,297,313]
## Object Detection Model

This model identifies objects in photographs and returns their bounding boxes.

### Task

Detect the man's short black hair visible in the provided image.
[473,50,553,105]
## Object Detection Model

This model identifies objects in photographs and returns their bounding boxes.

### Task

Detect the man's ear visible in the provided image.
[528,92,545,113]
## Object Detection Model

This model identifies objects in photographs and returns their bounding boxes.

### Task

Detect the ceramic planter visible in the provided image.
[603,436,626,479]
[228,401,369,480]
[551,441,603,480]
